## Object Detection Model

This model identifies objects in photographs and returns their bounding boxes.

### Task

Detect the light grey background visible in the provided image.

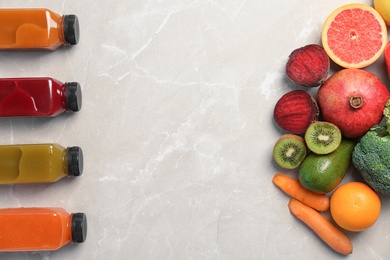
[0,0,389,259]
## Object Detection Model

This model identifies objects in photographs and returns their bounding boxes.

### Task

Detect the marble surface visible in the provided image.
[0,0,389,259]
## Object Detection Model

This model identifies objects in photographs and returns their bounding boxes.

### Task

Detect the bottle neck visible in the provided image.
[58,15,66,44]
[50,209,87,248]
[61,210,74,247]
[60,83,68,110]
[45,10,66,49]
[63,148,70,176]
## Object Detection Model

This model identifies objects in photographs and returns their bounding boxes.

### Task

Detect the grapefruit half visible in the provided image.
[322,3,387,69]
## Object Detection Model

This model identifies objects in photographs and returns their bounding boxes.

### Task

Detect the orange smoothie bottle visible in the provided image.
[0,143,83,184]
[0,207,87,251]
[0,9,79,50]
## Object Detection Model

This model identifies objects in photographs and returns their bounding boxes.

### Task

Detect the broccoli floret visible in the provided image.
[385,100,390,133]
[352,100,390,194]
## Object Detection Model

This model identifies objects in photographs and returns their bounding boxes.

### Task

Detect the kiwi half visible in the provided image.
[304,121,342,154]
[273,134,307,169]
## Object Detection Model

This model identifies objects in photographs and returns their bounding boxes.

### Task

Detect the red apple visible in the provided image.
[318,68,390,138]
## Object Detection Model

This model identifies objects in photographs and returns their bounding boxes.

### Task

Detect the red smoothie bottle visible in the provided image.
[0,77,82,117]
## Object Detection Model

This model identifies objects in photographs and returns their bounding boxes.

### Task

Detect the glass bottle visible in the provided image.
[0,143,83,184]
[0,8,79,50]
[0,207,87,251]
[0,77,82,117]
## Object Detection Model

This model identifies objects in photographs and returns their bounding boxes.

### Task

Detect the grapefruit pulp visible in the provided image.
[322,3,387,69]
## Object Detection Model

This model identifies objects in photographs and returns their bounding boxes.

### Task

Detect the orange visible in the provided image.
[330,182,381,232]
[322,3,387,69]
[374,0,390,25]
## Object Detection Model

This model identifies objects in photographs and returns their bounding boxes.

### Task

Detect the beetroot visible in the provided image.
[274,90,319,134]
[286,44,330,87]
[318,68,390,138]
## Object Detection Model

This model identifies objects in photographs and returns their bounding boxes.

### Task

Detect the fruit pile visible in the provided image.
[272,2,390,255]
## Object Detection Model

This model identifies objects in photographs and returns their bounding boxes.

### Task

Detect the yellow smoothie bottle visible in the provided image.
[0,143,83,184]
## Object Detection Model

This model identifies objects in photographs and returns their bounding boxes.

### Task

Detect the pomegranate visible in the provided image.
[318,68,390,138]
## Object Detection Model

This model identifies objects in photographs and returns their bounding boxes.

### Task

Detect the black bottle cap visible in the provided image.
[64,15,80,45]
[65,82,82,112]
[72,213,87,243]
[67,146,83,176]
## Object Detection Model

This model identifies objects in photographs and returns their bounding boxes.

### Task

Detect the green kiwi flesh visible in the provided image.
[273,134,307,169]
[304,121,342,154]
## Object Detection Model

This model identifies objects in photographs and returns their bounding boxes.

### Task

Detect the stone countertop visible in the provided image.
[0,0,389,259]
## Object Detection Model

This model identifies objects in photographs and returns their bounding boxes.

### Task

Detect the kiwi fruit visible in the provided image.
[273,134,307,169]
[304,121,342,154]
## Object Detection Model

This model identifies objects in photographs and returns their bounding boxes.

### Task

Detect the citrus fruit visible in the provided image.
[384,41,390,79]
[374,0,390,25]
[322,3,387,69]
[330,182,381,232]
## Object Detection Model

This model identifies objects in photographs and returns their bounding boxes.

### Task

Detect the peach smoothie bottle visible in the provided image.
[0,207,87,251]
[0,8,79,50]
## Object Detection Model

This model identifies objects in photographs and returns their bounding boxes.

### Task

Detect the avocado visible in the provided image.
[298,139,356,194]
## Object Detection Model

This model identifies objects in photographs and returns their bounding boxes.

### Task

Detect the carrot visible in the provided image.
[288,198,353,255]
[272,173,330,211]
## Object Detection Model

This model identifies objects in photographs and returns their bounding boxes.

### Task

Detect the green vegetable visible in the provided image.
[352,100,390,194]
[385,100,390,130]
